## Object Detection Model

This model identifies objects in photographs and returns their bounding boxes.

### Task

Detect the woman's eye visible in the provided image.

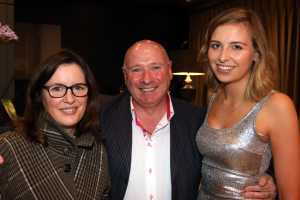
[73,85,85,91]
[51,86,64,92]
[232,44,243,50]
[209,43,220,49]
[73,86,81,91]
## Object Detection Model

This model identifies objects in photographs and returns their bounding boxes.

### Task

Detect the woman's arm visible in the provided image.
[261,92,300,200]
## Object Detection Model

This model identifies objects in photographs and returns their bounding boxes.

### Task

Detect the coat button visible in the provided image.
[64,164,71,172]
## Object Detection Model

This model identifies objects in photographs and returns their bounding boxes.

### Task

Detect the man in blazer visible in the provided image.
[101,40,276,200]
[102,91,204,200]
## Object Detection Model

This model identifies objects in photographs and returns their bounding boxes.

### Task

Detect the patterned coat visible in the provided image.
[0,115,110,200]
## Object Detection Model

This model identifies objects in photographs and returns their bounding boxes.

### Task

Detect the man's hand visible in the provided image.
[0,155,4,165]
[243,175,276,200]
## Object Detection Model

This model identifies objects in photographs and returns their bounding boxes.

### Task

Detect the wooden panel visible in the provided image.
[14,23,61,79]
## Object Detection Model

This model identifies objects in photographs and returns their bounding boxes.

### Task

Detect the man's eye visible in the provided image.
[130,67,143,73]
[150,65,162,71]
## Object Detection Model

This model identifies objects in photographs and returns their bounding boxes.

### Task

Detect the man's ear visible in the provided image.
[122,66,128,81]
[168,60,173,80]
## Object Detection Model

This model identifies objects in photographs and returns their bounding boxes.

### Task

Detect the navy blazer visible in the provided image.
[101,92,205,200]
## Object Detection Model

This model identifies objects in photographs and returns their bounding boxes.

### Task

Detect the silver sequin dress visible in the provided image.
[196,94,272,199]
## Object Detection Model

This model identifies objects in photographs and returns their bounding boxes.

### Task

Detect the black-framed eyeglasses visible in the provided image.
[43,83,88,98]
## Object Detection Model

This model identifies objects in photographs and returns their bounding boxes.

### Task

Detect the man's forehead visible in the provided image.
[126,49,167,65]
[124,40,170,67]
[130,41,163,54]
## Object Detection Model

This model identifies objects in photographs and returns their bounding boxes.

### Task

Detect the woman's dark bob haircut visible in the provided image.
[16,50,101,143]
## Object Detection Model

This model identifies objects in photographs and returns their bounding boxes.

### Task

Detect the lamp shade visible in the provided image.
[169,49,203,73]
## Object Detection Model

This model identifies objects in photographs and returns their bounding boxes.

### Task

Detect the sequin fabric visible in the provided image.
[196,94,272,199]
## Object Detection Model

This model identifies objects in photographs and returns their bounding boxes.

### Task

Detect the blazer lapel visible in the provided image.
[113,94,132,183]
[170,114,182,185]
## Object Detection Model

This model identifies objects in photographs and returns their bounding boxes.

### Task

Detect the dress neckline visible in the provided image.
[204,101,258,131]
[203,93,266,131]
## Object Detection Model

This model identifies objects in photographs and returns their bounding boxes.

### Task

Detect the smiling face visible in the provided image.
[123,41,173,109]
[42,63,88,132]
[208,23,257,87]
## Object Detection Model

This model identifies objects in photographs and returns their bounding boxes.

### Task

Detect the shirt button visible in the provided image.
[149,168,152,174]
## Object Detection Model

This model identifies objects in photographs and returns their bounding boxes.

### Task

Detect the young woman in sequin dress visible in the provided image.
[196,8,300,200]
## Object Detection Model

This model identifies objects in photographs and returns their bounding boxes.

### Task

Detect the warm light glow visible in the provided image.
[173,72,205,84]
[173,72,205,88]
[184,74,193,84]
[173,72,205,76]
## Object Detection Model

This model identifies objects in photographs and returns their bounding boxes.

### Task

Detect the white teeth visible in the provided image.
[61,108,76,114]
[141,87,155,92]
[217,64,234,72]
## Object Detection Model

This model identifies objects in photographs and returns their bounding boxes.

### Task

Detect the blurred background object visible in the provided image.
[0,99,17,133]
[169,48,205,103]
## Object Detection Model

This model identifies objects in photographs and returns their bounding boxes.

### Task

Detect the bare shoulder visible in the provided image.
[261,91,298,134]
[264,92,296,115]
[256,91,298,136]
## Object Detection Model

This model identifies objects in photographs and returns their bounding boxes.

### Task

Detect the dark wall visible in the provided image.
[15,1,189,95]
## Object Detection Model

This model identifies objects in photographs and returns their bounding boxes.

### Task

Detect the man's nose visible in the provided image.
[141,69,152,83]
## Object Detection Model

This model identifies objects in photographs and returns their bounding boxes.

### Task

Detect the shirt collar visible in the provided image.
[130,93,174,133]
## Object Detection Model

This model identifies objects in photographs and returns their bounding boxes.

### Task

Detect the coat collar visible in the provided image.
[39,112,95,150]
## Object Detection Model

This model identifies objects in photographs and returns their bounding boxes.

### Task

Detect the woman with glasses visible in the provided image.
[0,50,110,199]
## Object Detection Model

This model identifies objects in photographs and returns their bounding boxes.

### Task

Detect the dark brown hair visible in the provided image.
[16,50,101,143]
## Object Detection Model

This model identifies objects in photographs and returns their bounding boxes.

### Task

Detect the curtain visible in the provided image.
[189,0,300,123]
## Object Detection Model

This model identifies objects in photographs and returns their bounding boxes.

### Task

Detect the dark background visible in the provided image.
[15,0,192,95]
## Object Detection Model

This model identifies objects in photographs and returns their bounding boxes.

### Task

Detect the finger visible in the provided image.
[243,185,269,192]
[243,191,271,199]
[258,175,269,186]
[0,155,4,165]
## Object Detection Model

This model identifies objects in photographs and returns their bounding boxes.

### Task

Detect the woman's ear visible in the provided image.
[253,51,259,63]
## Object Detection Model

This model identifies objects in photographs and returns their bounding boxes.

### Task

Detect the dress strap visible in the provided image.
[207,93,217,112]
[252,90,275,116]
[203,93,218,124]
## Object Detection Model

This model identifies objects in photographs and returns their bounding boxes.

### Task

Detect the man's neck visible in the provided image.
[133,98,168,134]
